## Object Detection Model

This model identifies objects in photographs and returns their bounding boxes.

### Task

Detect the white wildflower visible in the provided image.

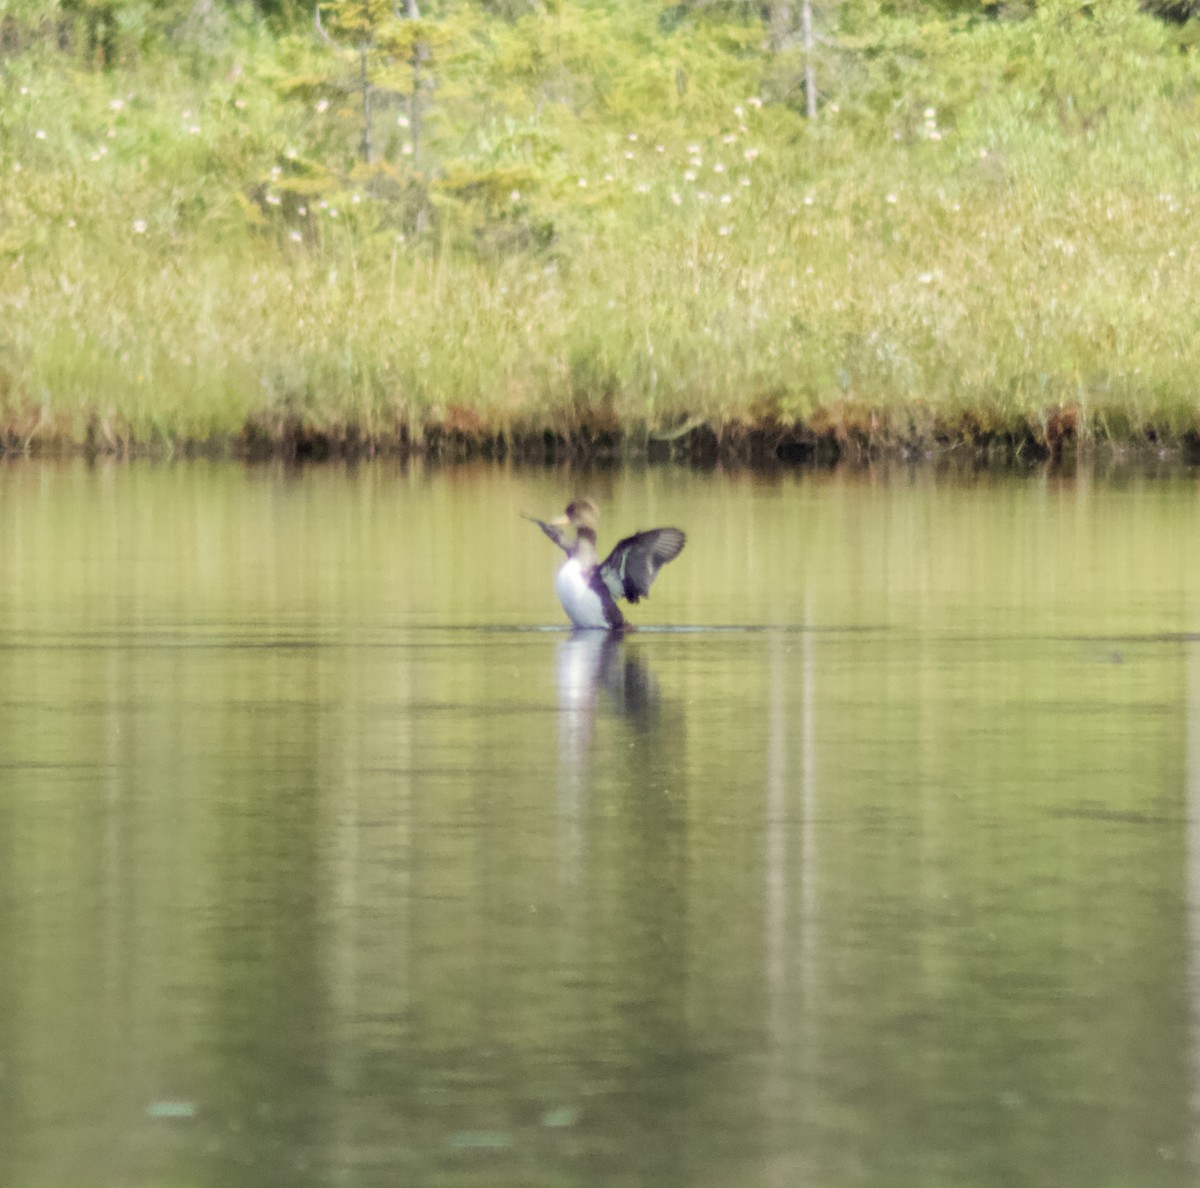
[720,193,732,205]
[35,129,45,140]
[132,219,147,233]
[670,192,682,205]
[316,98,330,114]
[747,96,763,109]
[713,163,726,173]
[683,170,696,182]
[885,193,898,204]
[290,230,303,242]
[718,225,731,236]
[743,148,759,162]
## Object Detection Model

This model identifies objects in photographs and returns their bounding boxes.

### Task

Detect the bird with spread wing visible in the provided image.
[526,499,686,630]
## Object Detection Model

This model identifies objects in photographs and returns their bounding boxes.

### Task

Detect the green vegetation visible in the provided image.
[3,0,1200,461]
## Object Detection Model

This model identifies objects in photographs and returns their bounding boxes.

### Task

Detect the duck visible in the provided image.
[526,498,686,630]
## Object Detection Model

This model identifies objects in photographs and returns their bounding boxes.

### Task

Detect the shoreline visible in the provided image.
[4,406,1199,468]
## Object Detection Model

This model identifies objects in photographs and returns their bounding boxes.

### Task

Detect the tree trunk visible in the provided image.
[359,40,373,163]
[801,0,816,118]
[770,1,791,52]
[409,42,422,168]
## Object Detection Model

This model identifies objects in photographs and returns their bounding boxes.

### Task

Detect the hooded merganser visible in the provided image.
[527,498,686,630]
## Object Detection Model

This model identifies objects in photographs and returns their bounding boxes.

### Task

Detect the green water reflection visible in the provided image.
[1,460,1198,1188]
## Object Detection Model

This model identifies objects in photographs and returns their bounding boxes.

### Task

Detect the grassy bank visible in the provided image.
[3,0,1200,463]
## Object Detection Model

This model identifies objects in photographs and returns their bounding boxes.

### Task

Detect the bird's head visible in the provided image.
[564,498,600,540]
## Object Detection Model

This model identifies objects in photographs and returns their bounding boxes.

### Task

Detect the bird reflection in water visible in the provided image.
[556,630,663,886]
[557,630,658,736]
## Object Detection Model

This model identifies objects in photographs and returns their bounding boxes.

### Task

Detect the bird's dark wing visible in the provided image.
[599,528,685,604]
[524,514,573,555]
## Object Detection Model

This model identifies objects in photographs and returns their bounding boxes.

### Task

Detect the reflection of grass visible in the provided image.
[4,7,1200,459]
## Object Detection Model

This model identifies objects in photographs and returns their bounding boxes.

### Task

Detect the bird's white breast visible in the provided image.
[556,558,609,629]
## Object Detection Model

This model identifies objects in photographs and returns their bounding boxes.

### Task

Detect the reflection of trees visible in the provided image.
[202,646,331,1187]
[763,622,819,1185]
[1189,646,1200,1168]
[780,627,1193,1185]
[0,629,339,1188]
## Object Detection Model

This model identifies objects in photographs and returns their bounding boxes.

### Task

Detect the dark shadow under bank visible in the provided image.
[4,407,1200,468]
[230,401,1200,466]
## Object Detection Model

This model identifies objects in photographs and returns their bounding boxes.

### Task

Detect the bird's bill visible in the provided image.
[521,511,571,528]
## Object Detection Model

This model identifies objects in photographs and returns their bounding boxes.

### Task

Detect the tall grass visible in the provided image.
[3,0,1200,457]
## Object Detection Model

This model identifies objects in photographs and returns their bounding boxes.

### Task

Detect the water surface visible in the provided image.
[2,460,1199,1188]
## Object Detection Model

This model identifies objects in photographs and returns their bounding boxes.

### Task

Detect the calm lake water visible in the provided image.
[2,459,1200,1188]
